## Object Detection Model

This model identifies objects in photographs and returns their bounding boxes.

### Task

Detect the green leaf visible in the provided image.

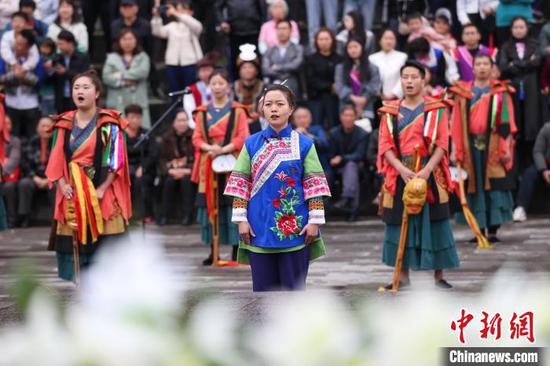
[275,211,283,220]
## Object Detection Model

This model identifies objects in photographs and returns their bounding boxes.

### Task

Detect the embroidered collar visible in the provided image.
[264,124,292,140]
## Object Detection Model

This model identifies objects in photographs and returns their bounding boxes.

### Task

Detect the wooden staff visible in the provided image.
[456,162,492,250]
[212,173,220,266]
[379,145,422,293]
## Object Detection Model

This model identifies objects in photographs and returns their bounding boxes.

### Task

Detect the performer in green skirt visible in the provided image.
[377,61,460,289]
[449,54,516,243]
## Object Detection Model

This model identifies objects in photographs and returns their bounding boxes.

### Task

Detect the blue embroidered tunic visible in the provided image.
[224,124,331,263]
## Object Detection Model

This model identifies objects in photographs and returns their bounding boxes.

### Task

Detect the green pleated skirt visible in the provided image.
[197,206,239,246]
[383,205,461,270]
[455,146,513,229]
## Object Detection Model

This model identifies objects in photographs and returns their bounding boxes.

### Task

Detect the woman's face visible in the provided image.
[316,31,333,53]
[239,62,258,80]
[270,2,286,21]
[380,30,396,52]
[346,40,363,60]
[344,15,354,31]
[58,1,74,21]
[209,74,230,99]
[119,32,137,54]
[173,111,189,135]
[433,18,450,35]
[72,76,99,110]
[262,90,293,130]
[511,19,528,39]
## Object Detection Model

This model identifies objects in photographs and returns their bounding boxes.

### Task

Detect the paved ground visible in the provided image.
[1,216,550,323]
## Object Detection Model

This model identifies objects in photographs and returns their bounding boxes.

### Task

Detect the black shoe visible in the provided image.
[435,279,453,289]
[346,212,358,222]
[18,215,30,228]
[202,254,220,266]
[488,236,501,243]
[157,217,167,226]
[181,215,193,226]
[383,280,411,290]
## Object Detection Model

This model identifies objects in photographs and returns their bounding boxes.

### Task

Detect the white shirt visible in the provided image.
[47,22,89,53]
[457,0,499,25]
[369,49,407,98]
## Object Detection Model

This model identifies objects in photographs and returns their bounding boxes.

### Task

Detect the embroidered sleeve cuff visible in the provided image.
[231,198,248,223]
[224,172,252,200]
[308,197,326,224]
[308,209,326,224]
[303,172,331,200]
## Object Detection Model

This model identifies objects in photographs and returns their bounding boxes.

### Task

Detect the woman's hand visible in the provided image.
[95,186,106,200]
[500,149,511,165]
[60,181,73,200]
[208,144,223,158]
[238,222,255,245]
[299,223,319,245]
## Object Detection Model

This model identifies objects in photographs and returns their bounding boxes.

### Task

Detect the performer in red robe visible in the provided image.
[46,70,131,281]
[449,53,516,242]
[378,60,460,290]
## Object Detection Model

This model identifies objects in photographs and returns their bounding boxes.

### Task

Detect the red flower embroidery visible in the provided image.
[275,172,289,181]
[272,198,281,208]
[278,188,287,197]
[277,214,299,236]
[313,179,320,185]
[287,178,296,187]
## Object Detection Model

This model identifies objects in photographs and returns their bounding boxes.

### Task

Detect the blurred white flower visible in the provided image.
[247,291,362,366]
[79,235,184,322]
[0,289,76,366]
[188,298,244,366]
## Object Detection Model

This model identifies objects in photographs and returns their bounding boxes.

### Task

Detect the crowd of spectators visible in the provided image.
[1,0,550,227]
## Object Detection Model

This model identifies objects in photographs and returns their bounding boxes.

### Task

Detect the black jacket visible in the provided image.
[498,37,545,141]
[50,51,91,113]
[328,125,369,165]
[215,0,266,36]
[305,51,343,99]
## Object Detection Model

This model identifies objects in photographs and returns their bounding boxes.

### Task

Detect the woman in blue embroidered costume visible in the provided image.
[224,85,331,292]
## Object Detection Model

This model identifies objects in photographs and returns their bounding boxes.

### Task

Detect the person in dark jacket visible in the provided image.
[16,116,54,227]
[49,29,90,113]
[306,27,342,129]
[292,106,331,172]
[329,104,368,221]
[498,16,545,173]
[111,0,152,56]
[124,104,157,224]
[158,108,195,226]
[216,0,266,79]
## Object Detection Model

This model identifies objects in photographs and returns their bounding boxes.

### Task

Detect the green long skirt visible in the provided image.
[197,206,239,246]
[383,205,461,270]
[456,146,513,229]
